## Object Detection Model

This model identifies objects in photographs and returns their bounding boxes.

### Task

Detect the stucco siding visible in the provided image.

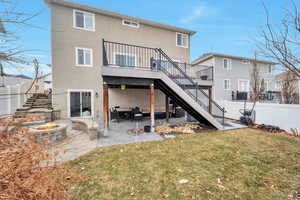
[109,88,165,110]
[49,3,191,119]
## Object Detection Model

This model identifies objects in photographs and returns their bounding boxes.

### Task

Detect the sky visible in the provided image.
[3,0,300,75]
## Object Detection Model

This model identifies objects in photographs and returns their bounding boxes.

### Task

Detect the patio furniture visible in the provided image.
[110,106,120,122]
[116,107,132,120]
[131,107,143,121]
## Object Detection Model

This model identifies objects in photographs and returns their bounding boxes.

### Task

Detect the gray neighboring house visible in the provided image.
[275,71,300,104]
[191,53,277,102]
[45,0,227,130]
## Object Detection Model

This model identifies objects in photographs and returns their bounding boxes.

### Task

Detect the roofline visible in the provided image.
[44,0,197,35]
[192,53,278,65]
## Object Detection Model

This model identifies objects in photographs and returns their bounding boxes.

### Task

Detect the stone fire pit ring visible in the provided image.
[29,123,68,144]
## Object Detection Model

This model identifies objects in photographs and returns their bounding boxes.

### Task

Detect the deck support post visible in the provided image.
[150,83,155,132]
[165,95,169,123]
[208,87,212,114]
[103,83,109,130]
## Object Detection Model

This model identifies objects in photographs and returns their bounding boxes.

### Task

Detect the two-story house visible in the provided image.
[192,53,277,102]
[45,0,226,130]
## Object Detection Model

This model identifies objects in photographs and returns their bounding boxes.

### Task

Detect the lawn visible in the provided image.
[67,129,300,200]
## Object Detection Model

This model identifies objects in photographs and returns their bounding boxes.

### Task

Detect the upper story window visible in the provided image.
[76,47,93,67]
[73,10,95,31]
[122,19,140,28]
[224,79,231,90]
[114,52,137,67]
[176,33,188,48]
[275,80,282,90]
[242,59,250,64]
[223,58,232,70]
[268,64,273,74]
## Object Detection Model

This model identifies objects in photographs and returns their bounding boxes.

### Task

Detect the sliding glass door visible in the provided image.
[69,91,92,117]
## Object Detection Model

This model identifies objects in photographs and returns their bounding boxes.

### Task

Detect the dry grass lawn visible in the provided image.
[66,128,300,200]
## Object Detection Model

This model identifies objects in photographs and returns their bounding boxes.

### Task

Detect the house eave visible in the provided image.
[44,0,197,35]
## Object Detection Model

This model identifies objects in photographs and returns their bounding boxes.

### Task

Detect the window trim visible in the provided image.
[224,79,231,90]
[73,9,95,31]
[67,89,94,119]
[238,79,250,92]
[275,80,282,90]
[122,19,140,28]
[75,47,93,67]
[176,32,189,48]
[113,52,137,67]
[223,58,232,70]
[241,59,250,65]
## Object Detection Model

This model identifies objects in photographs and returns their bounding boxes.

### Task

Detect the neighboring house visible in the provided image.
[45,0,226,130]
[275,71,300,104]
[0,74,32,115]
[191,53,277,102]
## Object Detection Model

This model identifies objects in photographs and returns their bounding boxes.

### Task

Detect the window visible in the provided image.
[76,48,93,67]
[69,90,93,118]
[238,80,249,92]
[268,64,273,74]
[223,58,231,70]
[73,10,95,31]
[176,33,188,48]
[261,80,269,92]
[224,79,231,90]
[114,53,136,67]
[242,59,250,64]
[122,19,139,28]
[275,80,282,90]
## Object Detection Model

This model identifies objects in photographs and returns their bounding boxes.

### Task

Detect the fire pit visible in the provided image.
[29,123,68,144]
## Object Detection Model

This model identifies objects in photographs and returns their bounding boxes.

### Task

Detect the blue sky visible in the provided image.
[9,0,300,66]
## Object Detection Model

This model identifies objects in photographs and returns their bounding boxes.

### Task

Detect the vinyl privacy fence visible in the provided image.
[218,100,300,133]
[0,85,28,116]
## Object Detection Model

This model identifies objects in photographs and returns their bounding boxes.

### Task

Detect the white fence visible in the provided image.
[218,100,300,133]
[0,86,24,116]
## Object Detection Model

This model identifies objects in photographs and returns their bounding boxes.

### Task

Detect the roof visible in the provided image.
[275,70,300,80]
[192,53,277,65]
[0,75,32,87]
[44,0,197,35]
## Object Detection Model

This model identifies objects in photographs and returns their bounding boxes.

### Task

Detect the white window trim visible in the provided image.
[223,58,232,70]
[73,9,95,32]
[275,80,282,90]
[67,89,94,119]
[224,79,231,90]
[122,19,140,28]
[263,80,269,91]
[176,32,189,48]
[238,79,250,92]
[75,47,93,67]
[113,52,137,67]
[241,59,250,65]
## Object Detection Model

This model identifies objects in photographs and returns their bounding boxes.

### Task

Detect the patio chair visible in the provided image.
[110,106,120,122]
[131,107,143,121]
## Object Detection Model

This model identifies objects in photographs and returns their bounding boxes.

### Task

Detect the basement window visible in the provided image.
[122,19,140,28]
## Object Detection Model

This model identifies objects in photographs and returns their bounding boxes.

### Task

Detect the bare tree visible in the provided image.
[281,71,298,104]
[250,53,261,103]
[258,1,300,78]
[0,0,40,66]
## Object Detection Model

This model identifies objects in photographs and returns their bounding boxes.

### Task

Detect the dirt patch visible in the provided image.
[155,123,213,136]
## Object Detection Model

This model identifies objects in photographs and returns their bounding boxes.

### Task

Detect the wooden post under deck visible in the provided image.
[208,87,212,114]
[150,83,155,132]
[165,95,169,122]
[103,83,109,130]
